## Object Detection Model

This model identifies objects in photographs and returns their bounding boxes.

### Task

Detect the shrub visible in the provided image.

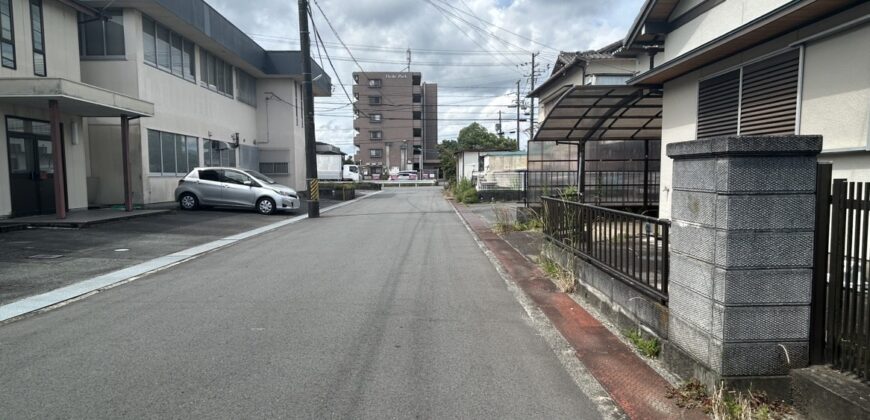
[453,179,479,204]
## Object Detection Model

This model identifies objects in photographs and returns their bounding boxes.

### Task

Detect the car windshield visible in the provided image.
[245,170,277,184]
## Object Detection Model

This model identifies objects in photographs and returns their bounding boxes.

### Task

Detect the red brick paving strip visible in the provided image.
[453,202,706,420]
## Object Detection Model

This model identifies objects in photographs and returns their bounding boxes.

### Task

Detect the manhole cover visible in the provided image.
[28,254,63,260]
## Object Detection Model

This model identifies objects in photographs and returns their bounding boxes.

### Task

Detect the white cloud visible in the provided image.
[206,0,644,154]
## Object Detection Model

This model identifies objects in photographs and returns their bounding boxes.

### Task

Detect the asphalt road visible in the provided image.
[0,188,603,419]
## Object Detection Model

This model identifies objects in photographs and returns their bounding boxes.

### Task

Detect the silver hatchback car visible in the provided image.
[174,167,300,215]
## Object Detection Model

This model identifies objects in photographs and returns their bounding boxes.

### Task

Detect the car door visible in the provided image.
[195,169,225,205]
[220,169,259,207]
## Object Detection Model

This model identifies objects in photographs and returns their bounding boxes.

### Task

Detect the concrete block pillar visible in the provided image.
[665,135,822,390]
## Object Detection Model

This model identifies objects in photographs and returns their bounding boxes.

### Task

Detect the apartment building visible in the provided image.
[623,0,869,218]
[0,0,330,219]
[351,71,438,178]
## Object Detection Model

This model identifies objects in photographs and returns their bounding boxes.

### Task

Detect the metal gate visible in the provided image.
[810,163,870,380]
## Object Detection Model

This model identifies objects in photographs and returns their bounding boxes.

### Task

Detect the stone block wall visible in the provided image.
[665,135,822,385]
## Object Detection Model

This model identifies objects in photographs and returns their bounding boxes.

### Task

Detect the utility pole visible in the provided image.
[516,80,521,150]
[529,52,539,141]
[298,0,319,218]
[497,110,503,136]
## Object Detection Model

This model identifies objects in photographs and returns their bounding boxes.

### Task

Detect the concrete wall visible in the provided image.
[256,78,305,190]
[483,155,527,172]
[543,241,670,340]
[457,151,481,183]
[800,23,870,154]
[663,0,792,62]
[657,4,870,218]
[0,0,81,81]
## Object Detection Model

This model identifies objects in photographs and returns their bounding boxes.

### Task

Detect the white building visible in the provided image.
[0,0,330,219]
[623,0,870,218]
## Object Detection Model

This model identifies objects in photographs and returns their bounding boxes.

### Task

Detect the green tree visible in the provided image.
[343,155,355,164]
[456,122,517,151]
[438,139,459,181]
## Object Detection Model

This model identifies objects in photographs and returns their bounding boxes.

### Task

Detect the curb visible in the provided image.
[0,192,381,324]
[450,200,706,420]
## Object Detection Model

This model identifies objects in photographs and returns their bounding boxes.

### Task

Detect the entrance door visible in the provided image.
[6,119,63,216]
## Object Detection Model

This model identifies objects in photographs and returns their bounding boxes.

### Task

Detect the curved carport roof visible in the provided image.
[533,85,663,144]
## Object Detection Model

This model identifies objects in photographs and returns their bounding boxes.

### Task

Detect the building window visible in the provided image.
[412,75,421,86]
[200,50,234,97]
[412,111,421,120]
[369,113,382,123]
[237,70,257,107]
[147,129,198,176]
[203,139,237,167]
[368,79,381,88]
[143,16,195,82]
[259,162,289,174]
[696,49,800,138]
[586,74,631,85]
[370,149,383,158]
[0,0,14,69]
[412,94,422,103]
[413,128,422,138]
[79,10,124,57]
[369,130,383,140]
[353,74,359,84]
[30,0,45,76]
[368,96,381,105]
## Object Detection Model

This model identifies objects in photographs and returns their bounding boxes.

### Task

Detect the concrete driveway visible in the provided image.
[0,201,335,306]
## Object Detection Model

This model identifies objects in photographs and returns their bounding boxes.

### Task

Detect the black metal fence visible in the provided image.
[541,196,670,302]
[525,171,580,205]
[811,163,870,380]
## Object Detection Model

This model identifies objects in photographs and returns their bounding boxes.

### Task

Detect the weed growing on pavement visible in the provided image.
[537,256,575,293]
[665,379,794,419]
[623,329,660,358]
[493,206,543,234]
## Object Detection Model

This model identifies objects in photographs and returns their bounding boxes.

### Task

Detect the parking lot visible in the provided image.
[0,200,336,306]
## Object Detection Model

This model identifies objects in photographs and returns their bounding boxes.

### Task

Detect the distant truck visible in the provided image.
[317,154,360,181]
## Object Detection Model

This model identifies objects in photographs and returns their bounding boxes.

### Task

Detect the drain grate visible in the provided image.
[28,254,64,260]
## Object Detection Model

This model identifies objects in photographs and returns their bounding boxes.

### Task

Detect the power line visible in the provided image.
[249,33,534,55]
[421,0,524,74]
[425,0,531,55]
[306,4,367,119]
[430,0,560,52]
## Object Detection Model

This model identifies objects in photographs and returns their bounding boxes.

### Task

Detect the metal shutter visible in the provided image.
[739,50,800,135]
[697,70,740,138]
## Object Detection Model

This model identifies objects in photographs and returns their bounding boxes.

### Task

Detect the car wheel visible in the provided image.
[179,193,199,210]
[256,197,276,215]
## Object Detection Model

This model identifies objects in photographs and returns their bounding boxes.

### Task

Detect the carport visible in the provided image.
[529,85,662,212]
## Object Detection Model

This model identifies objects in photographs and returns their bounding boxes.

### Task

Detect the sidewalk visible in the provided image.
[452,201,705,420]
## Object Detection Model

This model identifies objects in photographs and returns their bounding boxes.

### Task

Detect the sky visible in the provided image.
[205,0,645,155]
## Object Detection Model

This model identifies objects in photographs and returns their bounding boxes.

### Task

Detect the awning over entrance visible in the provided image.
[1,78,154,219]
[533,85,662,143]
[0,78,154,117]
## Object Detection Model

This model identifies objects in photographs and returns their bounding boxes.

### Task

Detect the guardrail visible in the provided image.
[542,196,670,301]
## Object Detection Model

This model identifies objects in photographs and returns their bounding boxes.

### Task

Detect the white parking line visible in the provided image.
[0,191,381,323]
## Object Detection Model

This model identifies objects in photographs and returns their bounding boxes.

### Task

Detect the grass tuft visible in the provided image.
[537,256,575,293]
[665,379,795,419]
[624,329,660,358]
